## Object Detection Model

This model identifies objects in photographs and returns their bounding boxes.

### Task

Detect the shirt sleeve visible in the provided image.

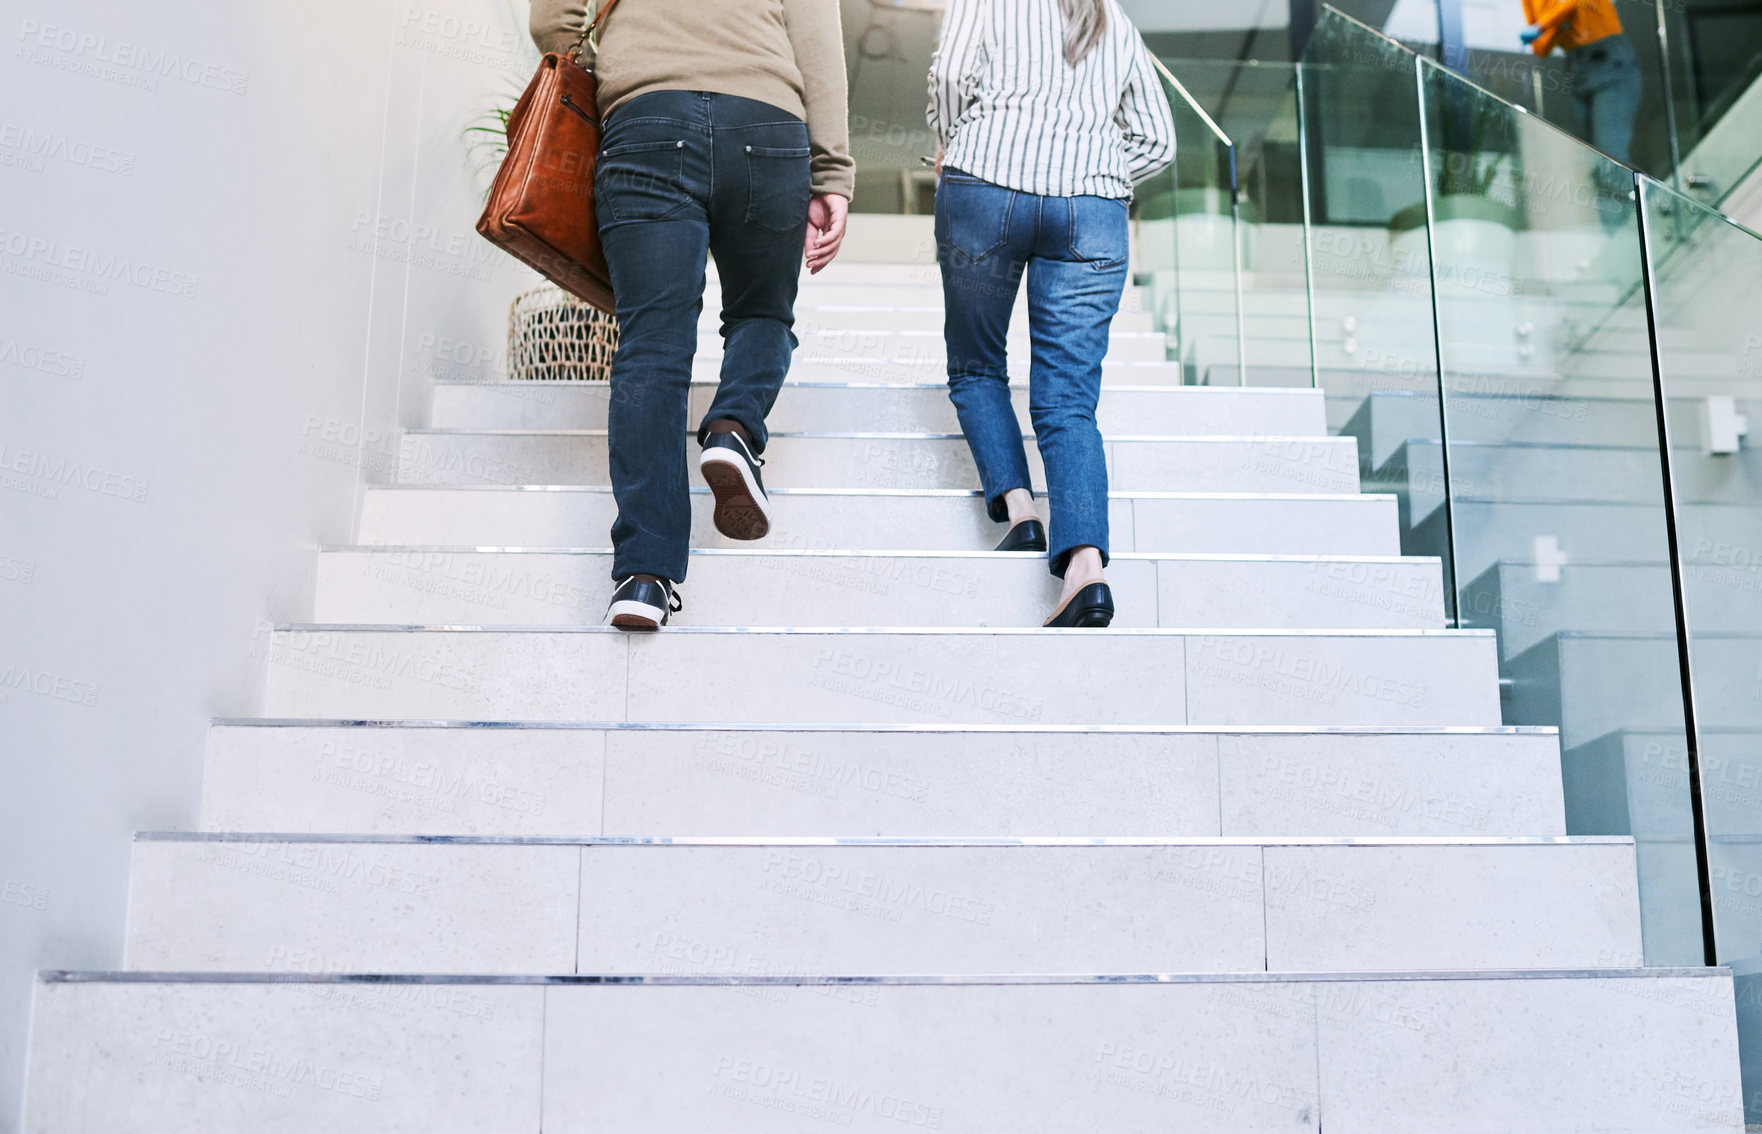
[783,0,855,199]
[927,0,987,152]
[1118,37,1177,186]
[1530,0,1582,33]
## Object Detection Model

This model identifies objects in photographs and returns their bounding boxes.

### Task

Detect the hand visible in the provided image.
[1519,25,1541,44]
[805,193,849,275]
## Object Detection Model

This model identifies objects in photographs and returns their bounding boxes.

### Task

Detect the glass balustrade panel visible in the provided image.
[1419,57,1699,965]
[1139,66,1242,386]
[1301,11,1451,604]
[1641,178,1762,1122]
[1164,58,1314,391]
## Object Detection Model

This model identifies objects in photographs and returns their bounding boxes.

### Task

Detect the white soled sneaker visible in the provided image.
[698,430,772,540]
[604,576,682,631]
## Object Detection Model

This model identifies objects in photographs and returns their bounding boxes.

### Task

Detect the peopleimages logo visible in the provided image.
[0,443,150,503]
[0,228,200,299]
[0,122,136,175]
[16,21,251,95]
[0,338,85,380]
[0,664,101,708]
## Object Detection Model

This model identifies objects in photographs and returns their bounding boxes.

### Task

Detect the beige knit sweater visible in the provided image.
[530,0,854,198]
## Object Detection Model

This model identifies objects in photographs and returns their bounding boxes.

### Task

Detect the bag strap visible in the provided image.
[570,0,624,61]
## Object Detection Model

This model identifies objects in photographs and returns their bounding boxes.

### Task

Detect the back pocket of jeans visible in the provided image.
[597,139,687,222]
[745,145,811,233]
[940,175,1014,263]
[1068,196,1130,268]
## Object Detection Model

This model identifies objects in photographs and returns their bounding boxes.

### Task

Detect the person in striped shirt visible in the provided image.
[927,0,1175,628]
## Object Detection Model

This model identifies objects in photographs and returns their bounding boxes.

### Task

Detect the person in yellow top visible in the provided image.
[1520,0,1641,165]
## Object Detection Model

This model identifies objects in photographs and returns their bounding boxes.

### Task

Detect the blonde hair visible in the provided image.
[1060,0,1108,66]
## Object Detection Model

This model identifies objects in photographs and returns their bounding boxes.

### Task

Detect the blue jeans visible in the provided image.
[1567,33,1641,167]
[935,170,1128,577]
[595,91,811,582]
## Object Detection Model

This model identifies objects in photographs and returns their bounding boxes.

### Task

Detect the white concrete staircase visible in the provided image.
[21,257,1746,1132]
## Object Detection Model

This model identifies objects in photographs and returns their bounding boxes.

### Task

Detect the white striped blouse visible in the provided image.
[927,0,1177,201]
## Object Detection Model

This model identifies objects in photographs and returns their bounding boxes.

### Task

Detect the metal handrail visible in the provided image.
[1149,56,1232,149]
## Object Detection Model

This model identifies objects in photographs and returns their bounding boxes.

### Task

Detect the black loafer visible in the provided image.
[995,518,1048,553]
[1044,582,1115,628]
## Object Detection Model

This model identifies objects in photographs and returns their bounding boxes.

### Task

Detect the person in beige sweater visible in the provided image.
[527,0,853,629]
[531,0,854,201]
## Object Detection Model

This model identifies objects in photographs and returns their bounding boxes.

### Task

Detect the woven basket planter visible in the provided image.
[507,286,619,382]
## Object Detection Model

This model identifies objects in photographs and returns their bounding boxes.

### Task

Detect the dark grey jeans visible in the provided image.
[595,90,811,583]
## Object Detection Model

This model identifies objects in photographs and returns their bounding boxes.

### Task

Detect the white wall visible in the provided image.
[0,0,544,1123]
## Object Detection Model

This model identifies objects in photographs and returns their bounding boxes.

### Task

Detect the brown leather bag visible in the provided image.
[476,0,624,312]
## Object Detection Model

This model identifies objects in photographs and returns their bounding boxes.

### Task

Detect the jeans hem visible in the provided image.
[695,416,768,455]
[984,487,1033,524]
[1049,544,1109,580]
[610,563,688,586]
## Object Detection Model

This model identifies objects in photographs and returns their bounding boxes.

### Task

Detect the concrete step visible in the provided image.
[1382,440,1762,525]
[121,835,1641,975]
[1506,631,1762,747]
[1195,334,1557,386]
[429,381,1327,436]
[256,626,1502,727]
[312,549,1446,630]
[395,431,1363,494]
[357,486,1405,556]
[1565,726,1762,839]
[26,971,1742,1133]
[736,259,942,286]
[1406,496,1762,587]
[1341,391,1762,473]
[1210,309,1707,359]
[1226,356,1708,398]
[1556,724,1750,965]
[782,304,1157,336]
[200,722,1564,838]
[1343,390,1659,472]
[713,276,1150,308]
[1227,309,1642,353]
[1572,725,1762,962]
[710,327,1169,364]
[1459,561,1697,660]
[715,262,1155,292]
[717,357,1188,385]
